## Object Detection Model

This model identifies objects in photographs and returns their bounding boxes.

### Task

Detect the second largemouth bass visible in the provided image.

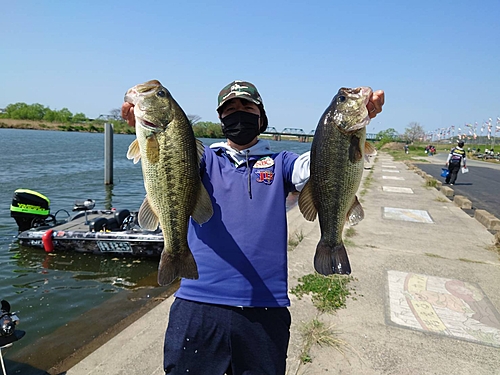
[299,87,376,275]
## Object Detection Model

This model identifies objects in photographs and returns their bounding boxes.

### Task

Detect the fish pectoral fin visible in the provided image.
[348,135,363,163]
[364,141,377,162]
[127,139,141,164]
[191,184,213,225]
[196,138,206,161]
[364,141,377,156]
[146,134,160,164]
[137,196,159,230]
[346,196,364,226]
[298,181,318,222]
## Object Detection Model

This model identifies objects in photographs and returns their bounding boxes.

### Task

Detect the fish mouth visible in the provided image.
[124,81,164,131]
[138,118,160,131]
[338,86,373,132]
[351,86,373,131]
[360,86,373,102]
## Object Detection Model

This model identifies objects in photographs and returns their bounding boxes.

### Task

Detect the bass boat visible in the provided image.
[10,189,163,257]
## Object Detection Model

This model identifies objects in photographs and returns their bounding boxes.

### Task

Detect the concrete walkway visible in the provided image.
[64,153,500,375]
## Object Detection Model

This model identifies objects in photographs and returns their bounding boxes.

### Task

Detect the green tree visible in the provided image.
[54,108,73,123]
[43,109,57,122]
[26,103,46,120]
[193,121,223,138]
[5,103,29,119]
[376,128,399,142]
[72,112,87,123]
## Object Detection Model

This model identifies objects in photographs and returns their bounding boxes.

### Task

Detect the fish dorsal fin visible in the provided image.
[191,184,214,225]
[348,135,363,163]
[127,139,141,164]
[138,196,160,230]
[347,196,364,226]
[146,134,160,164]
[196,139,205,161]
[298,180,318,222]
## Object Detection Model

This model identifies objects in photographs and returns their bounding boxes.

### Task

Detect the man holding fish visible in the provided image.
[122,80,384,374]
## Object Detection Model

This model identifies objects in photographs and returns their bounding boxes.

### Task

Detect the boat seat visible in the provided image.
[106,218,120,230]
[89,217,108,232]
[114,209,130,228]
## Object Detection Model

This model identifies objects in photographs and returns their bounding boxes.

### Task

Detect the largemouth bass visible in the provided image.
[298,87,376,275]
[125,80,213,286]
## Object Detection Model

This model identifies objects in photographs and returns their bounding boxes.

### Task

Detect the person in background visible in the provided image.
[122,80,385,374]
[429,145,436,156]
[445,140,467,185]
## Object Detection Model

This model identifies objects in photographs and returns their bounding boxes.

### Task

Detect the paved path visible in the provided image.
[38,153,500,374]
[412,153,500,219]
[285,153,500,375]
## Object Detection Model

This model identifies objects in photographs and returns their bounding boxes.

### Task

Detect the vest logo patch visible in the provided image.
[255,170,274,185]
[254,156,274,169]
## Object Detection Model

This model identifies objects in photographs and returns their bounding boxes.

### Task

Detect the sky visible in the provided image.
[2,0,499,136]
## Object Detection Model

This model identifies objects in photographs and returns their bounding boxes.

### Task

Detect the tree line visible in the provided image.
[2,102,425,142]
[375,122,426,145]
[1,102,225,137]
[1,102,89,123]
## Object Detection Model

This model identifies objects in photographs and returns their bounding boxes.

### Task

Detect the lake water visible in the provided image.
[0,128,311,373]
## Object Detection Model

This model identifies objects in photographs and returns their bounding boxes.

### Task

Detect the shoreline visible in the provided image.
[0,119,134,135]
[0,120,313,142]
[8,279,177,375]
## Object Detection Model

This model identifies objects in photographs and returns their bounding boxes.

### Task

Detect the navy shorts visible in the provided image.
[164,298,291,374]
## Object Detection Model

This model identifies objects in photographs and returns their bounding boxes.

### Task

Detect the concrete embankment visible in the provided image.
[62,153,500,375]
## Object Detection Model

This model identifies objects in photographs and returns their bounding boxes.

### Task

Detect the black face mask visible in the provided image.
[221,111,260,146]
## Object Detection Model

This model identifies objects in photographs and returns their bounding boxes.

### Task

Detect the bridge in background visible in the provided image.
[262,127,377,142]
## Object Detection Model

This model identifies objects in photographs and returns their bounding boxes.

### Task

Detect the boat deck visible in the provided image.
[53,211,116,232]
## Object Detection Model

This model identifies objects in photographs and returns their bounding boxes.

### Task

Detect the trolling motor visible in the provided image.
[73,199,96,225]
[0,300,25,347]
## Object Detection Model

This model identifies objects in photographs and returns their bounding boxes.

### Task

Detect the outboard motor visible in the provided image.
[10,189,50,232]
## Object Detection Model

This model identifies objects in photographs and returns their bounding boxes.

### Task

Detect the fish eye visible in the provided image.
[338,95,346,103]
[157,90,166,97]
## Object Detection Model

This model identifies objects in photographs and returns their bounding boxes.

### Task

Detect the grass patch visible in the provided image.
[344,227,356,238]
[343,238,355,247]
[487,243,500,256]
[299,319,346,365]
[291,273,357,313]
[288,230,304,251]
[425,179,437,188]
[360,169,374,197]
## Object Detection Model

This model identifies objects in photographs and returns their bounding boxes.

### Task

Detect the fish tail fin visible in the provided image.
[157,247,199,286]
[314,239,352,276]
